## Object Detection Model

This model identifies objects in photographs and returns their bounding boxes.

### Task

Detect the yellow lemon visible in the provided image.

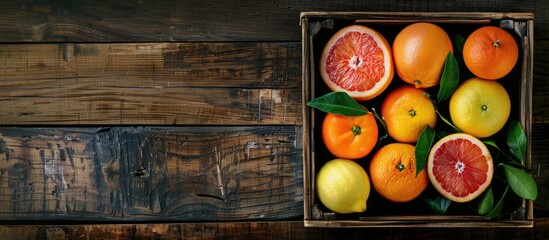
[449,77,511,138]
[316,159,371,214]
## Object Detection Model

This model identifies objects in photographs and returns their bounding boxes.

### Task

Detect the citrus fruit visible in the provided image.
[369,143,428,202]
[392,22,453,88]
[322,112,378,159]
[316,159,371,213]
[427,133,494,203]
[381,85,437,143]
[449,77,511,138]
[463,26,519,80]
[320,25,394,100]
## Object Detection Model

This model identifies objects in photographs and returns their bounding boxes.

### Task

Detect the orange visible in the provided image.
[322,112,378,159]
[392,22,453,88]
[369,143,428,203]
[463,26,518,80]
[427,133,493,203]
[320,25,394,100]
[449,77,511,138]
[381,85,437,143]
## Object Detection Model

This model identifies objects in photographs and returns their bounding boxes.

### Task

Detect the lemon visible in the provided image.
[449,77,511,138]
[316,159,371,213]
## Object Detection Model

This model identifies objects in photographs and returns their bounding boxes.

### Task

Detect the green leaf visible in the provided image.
[482,138,499,150]
[483,185,508,219]
[478,186,494,215]
[501,164,538,200]
[454,34,465,56]
[436,110,461,133]
[437,52,460,102]
[507,120,527,162]
[306,92,368,116]
[437,131,451,139]
[424,195,451,214]
[415,125,435,177]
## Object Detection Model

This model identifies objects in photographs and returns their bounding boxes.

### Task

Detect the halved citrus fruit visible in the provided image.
[427,133,494,203]
[320,25,394,100]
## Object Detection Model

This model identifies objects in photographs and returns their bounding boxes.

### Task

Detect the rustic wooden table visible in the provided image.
[0,1,547,239]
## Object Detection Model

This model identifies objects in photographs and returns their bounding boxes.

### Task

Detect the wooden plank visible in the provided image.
[533,41,549,124]
[0,219,547,240]
[0,126,303,221]
[0,1,548,42]
[0,42,301,125]
[532,123,549,217]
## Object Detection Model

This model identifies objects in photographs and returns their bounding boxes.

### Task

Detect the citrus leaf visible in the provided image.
[483,185,508,219]
[507,120,527,162]
[482,138,499,150]
[306,92,368,116]
[454,34,465,56]
[478,186,494,215]
[501,164,538,200]
[424,195,451,214]
[415,125,435,177]
[436,110,461,133]
[437,52,460,102]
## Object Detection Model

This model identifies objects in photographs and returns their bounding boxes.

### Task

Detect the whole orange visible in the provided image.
[381,85,437,143]
[322,112,378,159]
[369,143,429,202]
[392,22,453,88]
[463,26,518,80]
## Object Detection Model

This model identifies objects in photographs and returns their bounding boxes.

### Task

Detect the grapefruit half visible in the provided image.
[320,25,394,100]
[427,133,493,203]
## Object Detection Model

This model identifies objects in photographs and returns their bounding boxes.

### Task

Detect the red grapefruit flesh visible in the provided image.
[320,25,394,101]
[427,133,493,203]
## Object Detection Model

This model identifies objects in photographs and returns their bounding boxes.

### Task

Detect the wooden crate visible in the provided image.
[300,12,534,228]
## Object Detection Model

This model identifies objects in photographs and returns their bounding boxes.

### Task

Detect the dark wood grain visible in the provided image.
[0,126,303,221]
[0,0,547,238]
[0,42,301,125]
[532,123,549,217]
[533,41,549,123]
[0,0,547,42]
[0,220,547,240]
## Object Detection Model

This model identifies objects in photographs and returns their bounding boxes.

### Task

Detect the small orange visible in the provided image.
[381,85,437,143]
[369,143,429,202]
[392,22,453,88]
[322,112,378,159]
[463,26,518,80]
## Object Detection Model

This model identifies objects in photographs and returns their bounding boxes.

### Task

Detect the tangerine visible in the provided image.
[369,143,428,203]
[392,22,453,88]
[463,26,518,80]
[322,112,378,159]
[320,25,394,100]
[381,85,437,143]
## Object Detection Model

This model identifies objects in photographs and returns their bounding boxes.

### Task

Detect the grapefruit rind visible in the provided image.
[320,25,394,100]
[427,133,494,203]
